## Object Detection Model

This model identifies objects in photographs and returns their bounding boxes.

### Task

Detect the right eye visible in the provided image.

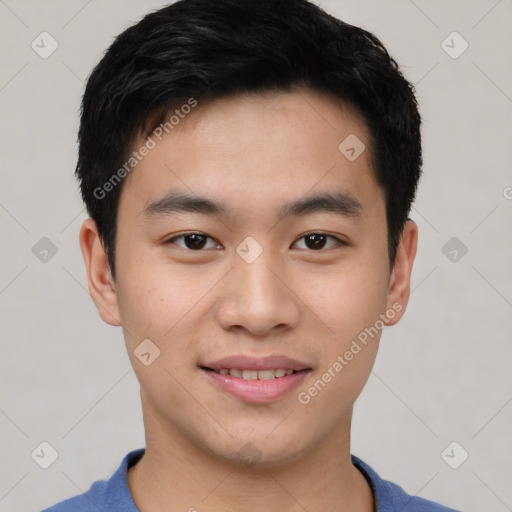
[164,232,222,251]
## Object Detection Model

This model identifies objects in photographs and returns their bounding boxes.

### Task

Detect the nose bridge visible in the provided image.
[236,249,281,299]
[234,240,285,304]
[216,243,299,334]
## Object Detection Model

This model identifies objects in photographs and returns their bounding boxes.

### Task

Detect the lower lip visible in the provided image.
[202,369,310,404]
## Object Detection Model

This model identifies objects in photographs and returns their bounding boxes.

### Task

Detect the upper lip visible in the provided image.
[201,355,311,372]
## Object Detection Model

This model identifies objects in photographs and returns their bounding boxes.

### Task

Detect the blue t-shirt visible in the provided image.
[41,448,461,511]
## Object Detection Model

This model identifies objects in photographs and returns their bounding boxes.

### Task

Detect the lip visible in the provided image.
[203,369,310,403]
[200,354,312,404]
[201,354,310,372]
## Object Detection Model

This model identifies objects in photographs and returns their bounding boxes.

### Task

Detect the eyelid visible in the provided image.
[291,232,346,250]
[164,232,221,249]
[164,231,347,251]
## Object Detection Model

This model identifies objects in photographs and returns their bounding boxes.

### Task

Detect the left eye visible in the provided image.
[292,233,342,251]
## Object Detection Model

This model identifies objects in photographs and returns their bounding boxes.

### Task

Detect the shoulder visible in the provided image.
[351,455,462,512]
[40,449,144,512]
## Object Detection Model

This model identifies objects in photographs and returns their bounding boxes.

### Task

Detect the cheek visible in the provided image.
[301,263,390,345]
[115,266,202,408]
[115,250,222,359]
[293,262,388,404]
[296,277,384,421]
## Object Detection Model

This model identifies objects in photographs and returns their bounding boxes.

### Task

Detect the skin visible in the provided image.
[80,88,417,512]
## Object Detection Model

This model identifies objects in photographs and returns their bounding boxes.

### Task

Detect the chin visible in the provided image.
[209,433,310,471]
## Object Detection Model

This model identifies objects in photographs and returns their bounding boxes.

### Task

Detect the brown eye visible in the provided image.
[165,233,219,250]
[293,233,342,251]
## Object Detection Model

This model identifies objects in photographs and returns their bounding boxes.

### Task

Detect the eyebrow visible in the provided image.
[141,190,363,221]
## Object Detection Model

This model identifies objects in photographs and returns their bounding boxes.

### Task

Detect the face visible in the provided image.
[81,88,417,468]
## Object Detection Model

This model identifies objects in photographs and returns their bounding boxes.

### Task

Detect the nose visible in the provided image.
[214,251,300,337]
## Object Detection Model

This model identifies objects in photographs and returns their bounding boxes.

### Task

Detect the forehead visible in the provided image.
[119,88,382,221]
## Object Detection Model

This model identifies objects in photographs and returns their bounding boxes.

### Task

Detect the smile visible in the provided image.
[201,367,310,403]
[204,368,297,380]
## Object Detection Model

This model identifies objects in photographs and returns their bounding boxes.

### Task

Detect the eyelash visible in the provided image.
[163,232,346,251]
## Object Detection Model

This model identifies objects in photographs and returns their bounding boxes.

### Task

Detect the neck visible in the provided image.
[127,394,374,512]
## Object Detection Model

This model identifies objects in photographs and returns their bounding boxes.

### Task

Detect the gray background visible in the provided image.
[1,0,511,510]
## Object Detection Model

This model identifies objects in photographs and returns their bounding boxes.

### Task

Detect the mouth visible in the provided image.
[201,367,305,380]
[200,355,312,403]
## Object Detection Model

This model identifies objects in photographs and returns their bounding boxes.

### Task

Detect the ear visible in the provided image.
[79,218,121,326]
[384,220,418,326]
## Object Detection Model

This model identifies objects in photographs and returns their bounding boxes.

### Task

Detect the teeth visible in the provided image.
[214,368,297,379]
[257,370,276,380]
[242,370,258,380]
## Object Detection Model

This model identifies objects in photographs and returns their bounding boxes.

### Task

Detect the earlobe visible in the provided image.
[385,220,418,326]
[79,218,122,326]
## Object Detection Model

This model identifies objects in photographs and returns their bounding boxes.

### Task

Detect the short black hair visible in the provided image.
[76,0,422,279]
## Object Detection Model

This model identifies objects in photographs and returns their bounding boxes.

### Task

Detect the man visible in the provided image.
[43,0,462,510]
